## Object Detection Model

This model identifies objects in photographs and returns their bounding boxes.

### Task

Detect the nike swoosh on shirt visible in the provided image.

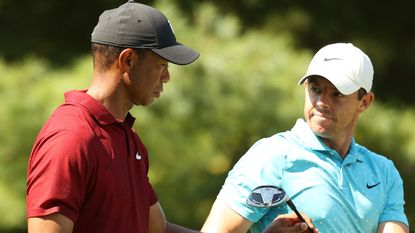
[366,182,381,189]
[135,152,142,160]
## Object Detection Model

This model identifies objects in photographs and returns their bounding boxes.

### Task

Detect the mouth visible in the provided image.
[154,89,163,98]
[311,111,333,120]
[154,85,164,98]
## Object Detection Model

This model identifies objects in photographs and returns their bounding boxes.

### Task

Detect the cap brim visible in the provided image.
[298,73,360,95]
[152,43,199,65]
[298,75,308,86]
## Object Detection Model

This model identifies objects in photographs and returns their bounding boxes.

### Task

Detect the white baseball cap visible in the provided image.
[298,43,373,95]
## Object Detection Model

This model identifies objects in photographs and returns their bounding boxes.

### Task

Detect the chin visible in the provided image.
[313,126,334,138]
[314,131,331,138]
[143,100,155,106]
[310,123,330,136]
[135,98,154,107]
[146,95,158,104]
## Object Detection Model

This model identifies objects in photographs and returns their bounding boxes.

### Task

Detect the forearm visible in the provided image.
[28,214,74,233]
[166,222,201,233]
[377,221,409,233]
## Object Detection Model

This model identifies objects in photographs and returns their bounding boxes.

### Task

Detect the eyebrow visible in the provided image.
[306,77,319,85]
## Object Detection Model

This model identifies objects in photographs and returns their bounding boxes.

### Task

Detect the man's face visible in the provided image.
[303,76,367,140]
[126,50,170,106]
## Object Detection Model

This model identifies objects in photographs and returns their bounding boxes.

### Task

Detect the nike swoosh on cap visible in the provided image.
[324,57,344,61]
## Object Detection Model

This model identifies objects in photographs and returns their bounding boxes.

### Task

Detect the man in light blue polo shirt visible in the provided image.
[202,43,409,233]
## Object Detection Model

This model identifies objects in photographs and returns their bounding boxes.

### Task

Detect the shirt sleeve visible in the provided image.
[27,130,90,222]
[217,135,286,222]
[378,160,409,227]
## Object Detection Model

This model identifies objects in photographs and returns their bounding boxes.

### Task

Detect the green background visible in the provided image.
[0,0,414,232]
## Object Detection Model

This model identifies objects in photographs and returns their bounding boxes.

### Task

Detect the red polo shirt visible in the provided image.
[27,90,158,233]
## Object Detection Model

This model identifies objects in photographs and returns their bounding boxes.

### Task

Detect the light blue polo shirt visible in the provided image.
[217,119,409,233]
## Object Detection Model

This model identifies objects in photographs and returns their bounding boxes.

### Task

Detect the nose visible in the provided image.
[161,68,170,83]
[315,93,330,109]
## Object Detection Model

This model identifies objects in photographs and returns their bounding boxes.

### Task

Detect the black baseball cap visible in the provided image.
[91,0,199,65]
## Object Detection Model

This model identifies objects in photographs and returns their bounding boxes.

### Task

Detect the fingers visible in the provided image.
[297,212,316,230]
[272,212,319,233]
[263,222,309,233]
[296,212,319,233]
[286,222,308,233]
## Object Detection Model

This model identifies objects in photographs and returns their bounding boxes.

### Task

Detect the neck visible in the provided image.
[87,71,133,120]
[320,136,352,158]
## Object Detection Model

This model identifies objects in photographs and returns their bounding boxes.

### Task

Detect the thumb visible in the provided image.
[291,222,308,232]
[298,222,308,231]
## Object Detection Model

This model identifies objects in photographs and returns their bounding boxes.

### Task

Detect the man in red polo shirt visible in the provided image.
[27,1,200,232]
[27,1,316,233]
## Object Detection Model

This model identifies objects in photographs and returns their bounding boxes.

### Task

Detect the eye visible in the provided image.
[309,86,321,94]
[334,91,344,97]
[161,63,169,70]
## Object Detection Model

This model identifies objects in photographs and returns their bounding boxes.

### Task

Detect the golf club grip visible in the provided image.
[286,200,314,233]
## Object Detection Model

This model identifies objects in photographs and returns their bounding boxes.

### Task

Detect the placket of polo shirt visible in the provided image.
[339,155,358,191]
[328,150,345,189]
[119,123,133,158]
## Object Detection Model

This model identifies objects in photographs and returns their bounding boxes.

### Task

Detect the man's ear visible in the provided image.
[118,48,135,73]
[359,92,374,113]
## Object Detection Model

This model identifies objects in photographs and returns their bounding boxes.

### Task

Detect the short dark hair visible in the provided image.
[357,88,368,100]
[92,43,124,72]
[91,43,150,72]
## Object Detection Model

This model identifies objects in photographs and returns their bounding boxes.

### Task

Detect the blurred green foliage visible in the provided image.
[2,0,415,104]
[0,56,91,230]
[0,0,414,232]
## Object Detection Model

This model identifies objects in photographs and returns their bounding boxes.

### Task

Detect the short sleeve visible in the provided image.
[379,161,409,227]
[217,135,286,222]
[27,130,91,222]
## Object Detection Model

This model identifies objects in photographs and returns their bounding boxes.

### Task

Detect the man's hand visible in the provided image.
[262,212,318,233]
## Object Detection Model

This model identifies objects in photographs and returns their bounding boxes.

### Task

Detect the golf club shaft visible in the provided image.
[286,199,313,233]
